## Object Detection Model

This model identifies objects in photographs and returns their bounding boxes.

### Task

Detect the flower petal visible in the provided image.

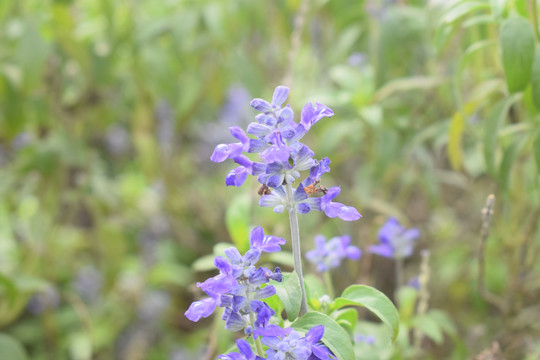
[272,86,289,107]
[251,98,272,112]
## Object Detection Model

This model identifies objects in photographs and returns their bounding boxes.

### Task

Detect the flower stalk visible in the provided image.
[285,181,308,316]
[323,271,335,299]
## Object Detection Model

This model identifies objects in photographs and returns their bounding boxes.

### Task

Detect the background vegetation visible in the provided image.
[1,0,540,359]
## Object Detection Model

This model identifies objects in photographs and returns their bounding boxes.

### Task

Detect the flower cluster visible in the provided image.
[185,227,284,332]
[211,86,361,221]
[305,235,361,272]
[369,218,420,259]
[219,325,335,360]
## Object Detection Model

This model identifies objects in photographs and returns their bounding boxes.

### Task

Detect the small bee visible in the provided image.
[257,184,272,196]
[303,179,328,195]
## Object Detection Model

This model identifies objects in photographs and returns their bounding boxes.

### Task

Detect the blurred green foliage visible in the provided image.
[1,0,540,359]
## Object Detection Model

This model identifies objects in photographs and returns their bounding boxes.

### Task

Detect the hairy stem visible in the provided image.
[285,181,308,316]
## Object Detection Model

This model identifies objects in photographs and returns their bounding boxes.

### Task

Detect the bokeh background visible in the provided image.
[1,0,540,359]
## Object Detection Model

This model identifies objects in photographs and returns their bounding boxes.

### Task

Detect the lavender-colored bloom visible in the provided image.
[250,300,275,328]
[218,339,265,360]
[185,297,219,322]
[369,218,420,259]
[185,230,283,333]
[258,325,326,360]
[305,235,361,272]
[319,187,362,221]
[211,85,361,222]
[355,333,376,345]
[249,226,286,253]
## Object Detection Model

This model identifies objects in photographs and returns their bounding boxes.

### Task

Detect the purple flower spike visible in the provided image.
[306,234,362,272]
[218,339,266,360]
[369,218,420,259]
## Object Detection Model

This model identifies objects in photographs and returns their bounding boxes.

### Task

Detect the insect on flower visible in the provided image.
[303,179,328,195]
[257,184,272,196]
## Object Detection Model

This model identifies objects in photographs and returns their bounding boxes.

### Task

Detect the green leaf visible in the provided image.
[448,111,466,170]
[500,17,535,93]
[332,308,358,335]
[427,309,457,337]
[413,313,444,345]
[535,131,540,173]
[148,263,191,287]
[396,286,418,322]
[291,312,355,360]
[498,138,524,190]
[440,1,490,24]
[531,45,540,110]
[225,194,251,253]
[483,94,522,175]
[489,0,508,19]
[304,274,325,302]
[0,274,17,307]
[333,285,400,342]
[0,333,28,360]
[274,272,301,321]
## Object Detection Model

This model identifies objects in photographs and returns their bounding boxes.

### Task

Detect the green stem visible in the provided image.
[532,0,540,41]
[323,271,335,299]
[285,181,308,316]
[249,312,265,356]
[394,256,404,301]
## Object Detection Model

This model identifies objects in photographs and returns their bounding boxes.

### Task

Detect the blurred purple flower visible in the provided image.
[369,218,420,259]
[305,235,361,272]
[355,333,376,345]
[105,124,131,156]
[27,286,60,315]
[347,52,367,67]
[72,265,102,304]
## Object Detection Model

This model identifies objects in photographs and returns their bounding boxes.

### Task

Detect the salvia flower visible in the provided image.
[255,325,330,360]
[218,339,265,360]
[369,218,420,259]
[185,227,284,333]
[305,235,361,272]
[211,85,361,222]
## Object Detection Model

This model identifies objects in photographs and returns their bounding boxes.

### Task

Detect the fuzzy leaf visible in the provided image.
[274,272,301,322]
[333,285,399,342]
